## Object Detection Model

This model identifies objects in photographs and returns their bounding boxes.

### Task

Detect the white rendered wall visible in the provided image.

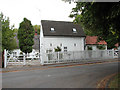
[43,36,85,53]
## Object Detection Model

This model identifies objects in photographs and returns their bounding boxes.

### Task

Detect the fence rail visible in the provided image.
[4,49,119,68]
[42,50,118,64]
[4,50,41,68]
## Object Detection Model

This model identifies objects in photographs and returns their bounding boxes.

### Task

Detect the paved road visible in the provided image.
[2,62,119,88]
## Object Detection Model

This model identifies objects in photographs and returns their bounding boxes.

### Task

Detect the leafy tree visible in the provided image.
[63,1,120,49]
[1,13,17,51]
[0,12,17,67]
[18,18,34,54]
[33,25,40,35]
[13,28,18,33]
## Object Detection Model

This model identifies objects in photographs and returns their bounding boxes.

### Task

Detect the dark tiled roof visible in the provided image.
[41,20,86,37]
[86,36,107,45]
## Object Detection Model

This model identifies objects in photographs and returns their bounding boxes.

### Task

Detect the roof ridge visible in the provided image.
[41,20,74,23]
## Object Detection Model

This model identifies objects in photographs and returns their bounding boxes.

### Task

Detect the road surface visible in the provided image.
[2,62,119,88]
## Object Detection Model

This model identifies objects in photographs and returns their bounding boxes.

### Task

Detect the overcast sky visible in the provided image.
[0,0,76,28]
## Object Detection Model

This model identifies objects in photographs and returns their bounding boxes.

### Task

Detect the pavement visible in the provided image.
[2,61,119,88]
[1,58,119,73]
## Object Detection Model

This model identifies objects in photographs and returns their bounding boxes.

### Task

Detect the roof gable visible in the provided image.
[41,20,86,37]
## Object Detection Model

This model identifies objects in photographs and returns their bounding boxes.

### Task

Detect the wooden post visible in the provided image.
[23,53,26,65]
[4,49,7,68]
[112,50,114,58]
[40,53,44,65]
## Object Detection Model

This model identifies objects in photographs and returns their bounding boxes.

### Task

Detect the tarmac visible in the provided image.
[1,58,119,89]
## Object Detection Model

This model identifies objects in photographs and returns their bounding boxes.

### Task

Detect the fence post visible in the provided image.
[73,51,75,61]
[23,53,26,65]
[58,52,59,63]
[112,50,114,58]
[4,49,7,68]
[40,53,44,65]
[118,46,120,59]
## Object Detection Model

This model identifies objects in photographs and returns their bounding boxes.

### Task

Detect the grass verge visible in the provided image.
[108,73,120,88]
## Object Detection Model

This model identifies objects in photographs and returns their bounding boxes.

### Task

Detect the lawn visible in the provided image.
[108,73,120,88]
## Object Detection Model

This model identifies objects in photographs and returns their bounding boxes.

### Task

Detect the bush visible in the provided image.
[87,46,92,50]
[97,45,106,50]
[54,46,61,52]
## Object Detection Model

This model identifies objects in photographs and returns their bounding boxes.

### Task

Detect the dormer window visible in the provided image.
[50,28,55,31]
[72,28,77,33]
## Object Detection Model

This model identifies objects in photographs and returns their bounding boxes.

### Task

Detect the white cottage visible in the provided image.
[40,20,86,54]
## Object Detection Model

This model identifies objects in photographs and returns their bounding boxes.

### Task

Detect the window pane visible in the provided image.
[51,28,55,31]
[72,28,77,33]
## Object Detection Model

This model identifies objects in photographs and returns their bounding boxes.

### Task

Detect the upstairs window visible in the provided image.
[50,28,55,31]
[64,47,67,49]
[72,28,77,33]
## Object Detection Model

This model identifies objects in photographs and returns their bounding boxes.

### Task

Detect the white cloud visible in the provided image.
[0,0,76,28]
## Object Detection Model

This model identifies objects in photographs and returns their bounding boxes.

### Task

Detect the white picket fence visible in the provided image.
[42,50,118,64]
[4,49,118,68]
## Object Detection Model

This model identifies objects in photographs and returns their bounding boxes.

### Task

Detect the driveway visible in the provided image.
[2,62,119,88]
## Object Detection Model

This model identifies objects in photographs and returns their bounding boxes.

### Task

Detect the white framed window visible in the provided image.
[64,50,67,52]
[64,47,67,52]
[72,28,77,33]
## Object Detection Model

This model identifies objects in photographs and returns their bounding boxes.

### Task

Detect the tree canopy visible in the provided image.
[33,25,40,35]
[0,13,17,52]
[68,2,120,49]
[18,18,34,54]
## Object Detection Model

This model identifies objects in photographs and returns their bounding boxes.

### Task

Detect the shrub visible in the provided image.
[97,45,106,50]
[87,46,92,50]
[54,46,61,52]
